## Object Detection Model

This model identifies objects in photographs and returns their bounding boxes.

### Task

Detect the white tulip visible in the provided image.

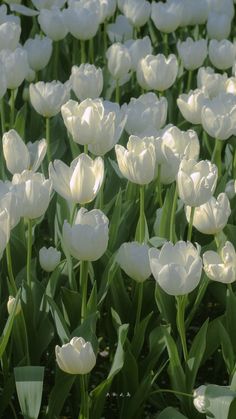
[177,89,208,125]
[107,15,133,43]
[193,386,208,414]
[151,1,181,33]
[38,8,68,41]
[117,242,151,282]
[125,36,152,71]
[209,39,235,70]
[29,81,70,118]
[24,35,52,71]
[185,193,231,235]
[137,54,178,92]
[55,337,96,374]
[63,207,109,261]
[149,241,202,295]
[177,38,208,71]
[39,246,61,272]
[64,4,100,40]
[203,241,236,284]
[197,67,227,98]
[115,135,156,185]
[0,60,7,99]
[225,179,236,200]
[123,0,151,28]
[177,159,218,207]
[0,208,10,258]
[0,47,29,90]
[70,64,103,101]
[0,21,21,51]
[7,295,21,315]
[207,12,231,40]
[106,43,131,80]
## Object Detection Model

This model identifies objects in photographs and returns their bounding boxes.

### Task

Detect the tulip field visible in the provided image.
[1,0,236,418]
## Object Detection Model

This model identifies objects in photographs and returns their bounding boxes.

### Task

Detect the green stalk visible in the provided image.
[80,40,86,64]
[157,165,163,207]
[46,117,51,163]
[70,203,77,225]
[185,276,209,328]
[163,32,168,56]
[134,282,143,335]
[10,89,15,129]
[78,375,89,419]
[80,261,89,322]
[73,38,78,65]
[26,219,32,288]
[103,22,107,58]
[84,144,88,154]
[187,207,195,242]
[176,295,188,362]
[89,38,94,64]
[115,79,120,103]
[169,182,178,242]
[233,147,236,179]
[0,98,6,134]
[53,41,59,80]
[212,139,223,177]
[149,388,193,398]
[6,243,17,296]
[98,181,104,210]
[186,70,193,92]
[139,185,145,243]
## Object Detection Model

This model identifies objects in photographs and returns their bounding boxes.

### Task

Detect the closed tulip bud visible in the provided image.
[149,241,202,295]
[39,246,61,272]
[177,89,208,125]
[0,21,21,51]
[151,1,181,33]
[117,242,151,282]
[124,36,152,71]
[203,241,236,284]
[55,337,96,375]
[137,54,178,92]
[63,208,109,261]
[24,35,52,72]
[177,38,207,71]
[0,62,7,99]
[29,81,70,118]
[207,0,234,20]
[61,99,126,152]
[123,0,151,28]
[115,135,156,185]
[3,130,47,174]
[106,43,131,80]
[193,386,208,414]
[50,153,104,203]
[0,185,21,230]
[32,0,66,10]
[0,5,20,24]
[0,47,29,90]
[197,67,227,98]
[201,93,236,140]
[124,92,167,135]
[7,295,21,316]
[12,171,51,219]
[107,15,133,43]
[225,179,236,200]
[70,64,103,101]
[187,0,208,25]
[177,159,218,207]
[207,12,231,41]
[185,193,231,235]
[38,8,68,41]
[64,4,99,40]
[209,39,235,70]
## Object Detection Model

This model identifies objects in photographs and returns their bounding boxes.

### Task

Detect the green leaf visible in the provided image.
[218,321,235,375]
[47,296,70,344]
[0,290,21,359]
[14,103,27,138]
[225,287,236,350]
[163,327,186,394]
[157,407,188,419]
[123,372,153,419]
[46,370,75,419]
[131,312,152,358]
[90,323,129,419]
[186,319,208,391]
[148,236,167,248]
[72,312,99,354]
[141,326,167,377]
[14,366,44,419]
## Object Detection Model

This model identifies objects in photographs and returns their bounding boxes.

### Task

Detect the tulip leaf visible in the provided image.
[14,366,44,419]
[162,327,186,394]
[123,372,153,418]
[14,103,27,138]
[186,319,208,391]
[71,311,99,354]
[157,407,188,419]
[141,326,167,377]
[0,290,20,360]
[47,296,70,344]
[131,311,153,358]
[46,370,76,419]
[156,183,176,240]
[218,321,235,375]
[148,236,167,248]
[225,284,236,350]
[90,323,129,419]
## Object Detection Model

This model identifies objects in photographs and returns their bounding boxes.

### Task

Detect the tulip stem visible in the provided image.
[103,22,107,59]
[186,70,193,92]
[157,165,163,207]
[46,117,51,163]
[53,41,59,81]
[6,243,17,296]
[26,219,33,288]
[187,206,195,242]
[70,203,77,225]
[233,148,236,180]
[169,182,178,243]
[212,139,223,177]
[89,38,94,64]
[176,295,188,362]
[115,79,120,103]
[134,282,143,335]
[10,89,15,129]
[80,40,86,64]
[162,32,168,56]
[80,260,89,322]
[79,375,89,419]
[0,98,6,134]
[84,144,88,154]
[139,185,145,243]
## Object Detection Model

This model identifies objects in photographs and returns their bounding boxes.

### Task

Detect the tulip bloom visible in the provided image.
[177,89,208,125]
[209,39,235,70]
[39,246,61,272]
[29,81,70,118]
[137,54,178,92]
[55,337,96,375]
[177,38,208,71]
[49,154,104,204]
[117,242,151,282]
[106,43,131,80]
[24,35,53,72]
[63,208,109,261]
[149,241,202,295]
[70,64,103,101]
[203,241,236,284]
